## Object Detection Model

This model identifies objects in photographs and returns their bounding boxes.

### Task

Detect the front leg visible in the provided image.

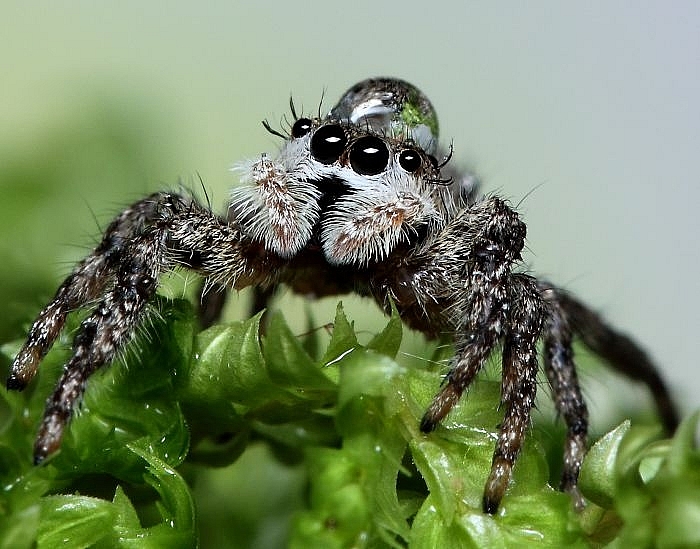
[34,229,164,461]
[419,197,527,431]
[8,194,168,389]
[8,192,275,463]
[415,198,531,513]
[483,274,543,513]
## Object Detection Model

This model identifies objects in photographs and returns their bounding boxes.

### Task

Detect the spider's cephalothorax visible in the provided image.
[7,77,678,514]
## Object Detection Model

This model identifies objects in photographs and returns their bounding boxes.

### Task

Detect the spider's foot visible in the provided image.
[6,374,28,391]
[7,350,41,391]
[563,484,586,512]
[33,408,69,464]
[482,495,500,515]
[420,383,461,433]
[482,457,511,514]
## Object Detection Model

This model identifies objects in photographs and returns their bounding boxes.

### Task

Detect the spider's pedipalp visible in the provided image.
[322,187,438,266]
[229,154,322,258]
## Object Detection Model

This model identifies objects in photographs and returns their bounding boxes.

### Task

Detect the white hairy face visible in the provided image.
[229,117,464,266]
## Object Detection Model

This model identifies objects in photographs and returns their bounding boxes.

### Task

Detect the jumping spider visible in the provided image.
[7,77,678,514]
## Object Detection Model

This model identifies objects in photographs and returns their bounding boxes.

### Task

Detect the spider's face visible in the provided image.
[231,111,451,267]
[280,116,442,197]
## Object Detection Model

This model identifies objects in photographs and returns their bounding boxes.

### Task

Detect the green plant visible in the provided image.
[0,299,697,548]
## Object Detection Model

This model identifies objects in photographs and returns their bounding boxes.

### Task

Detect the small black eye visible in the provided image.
[398,149,422,172]
[310,124,347,164]
[427,155,439,170]
[291,117,312,138]
[350,136,390,176]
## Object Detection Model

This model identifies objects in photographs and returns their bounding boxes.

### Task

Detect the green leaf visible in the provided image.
[125,440,197,548]
[366,300,403,359]
[181,313,274,413]
[411,494,477,549]
[263,311,336,393]
[318,302,359,368]
[579,420,631,507]
[38,495,115,548]
[0,503,40,549]
[111,485,141,532]
[336,350,406,409]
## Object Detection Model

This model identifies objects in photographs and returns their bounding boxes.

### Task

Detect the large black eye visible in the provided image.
[291,117,312,138]
[398,149,422,172]
[349,136,390,176]
[310,124,347,164]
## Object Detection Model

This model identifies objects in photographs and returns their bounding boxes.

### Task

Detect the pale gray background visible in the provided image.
[2,2,698,421]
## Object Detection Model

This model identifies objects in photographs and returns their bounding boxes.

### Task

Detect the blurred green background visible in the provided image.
[1,3,698,544]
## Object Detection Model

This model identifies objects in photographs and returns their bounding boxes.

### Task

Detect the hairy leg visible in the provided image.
[554,289,678,433]
[483,275,542,513]
[8,192,274,463]
[34,229,163,461]
[415,198,532,513]
[419,198,527,432]
[540,286,588,508]
[8,193,169,390]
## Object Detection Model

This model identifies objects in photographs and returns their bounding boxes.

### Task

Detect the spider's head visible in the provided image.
[230,79,460,266]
